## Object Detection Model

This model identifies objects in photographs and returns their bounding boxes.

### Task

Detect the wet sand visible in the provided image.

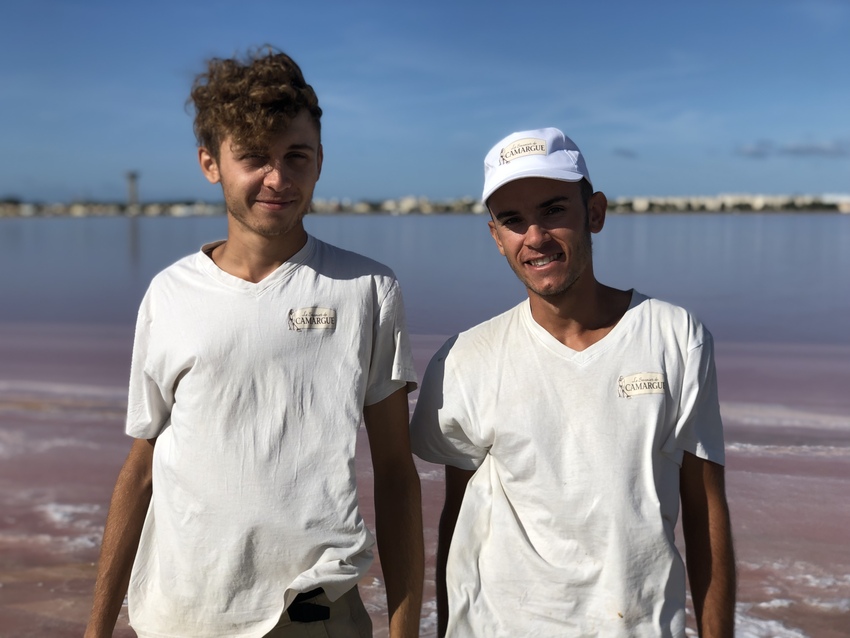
[1,326,848,637]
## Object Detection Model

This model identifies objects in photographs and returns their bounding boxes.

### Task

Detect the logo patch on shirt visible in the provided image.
[499,138,547,165]
[617,372,666,399]
[288,307,336,331]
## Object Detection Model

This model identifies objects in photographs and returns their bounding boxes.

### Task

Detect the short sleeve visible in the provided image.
[410,337,487,470]
[670,331,725,465]
[364,279,418,406]
[125,290,172,439]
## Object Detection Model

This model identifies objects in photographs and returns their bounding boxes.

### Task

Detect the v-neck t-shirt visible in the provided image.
[126,235,417,638]
[410,291,724,637]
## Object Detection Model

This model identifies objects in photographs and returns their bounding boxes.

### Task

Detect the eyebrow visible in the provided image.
[493,195,571,222]
[234,142,317,155]
[536,195,571,209]
[287,143,317,152]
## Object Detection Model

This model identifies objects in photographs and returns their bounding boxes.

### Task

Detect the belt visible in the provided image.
[288,588,330,623]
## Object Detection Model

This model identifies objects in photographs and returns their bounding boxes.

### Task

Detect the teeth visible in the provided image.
[528,255,557,266]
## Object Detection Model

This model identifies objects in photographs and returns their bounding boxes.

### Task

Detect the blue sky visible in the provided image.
[2,0,848,203]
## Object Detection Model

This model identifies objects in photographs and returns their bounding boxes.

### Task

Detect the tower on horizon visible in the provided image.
[126,171,139,215]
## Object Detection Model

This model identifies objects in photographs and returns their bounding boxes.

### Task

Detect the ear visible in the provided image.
[587,192,608,234]
[488,219,506,256]
[198,147,221,184]
[316,143,324,180]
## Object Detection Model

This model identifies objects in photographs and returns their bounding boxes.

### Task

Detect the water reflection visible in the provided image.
[0,214,847,344]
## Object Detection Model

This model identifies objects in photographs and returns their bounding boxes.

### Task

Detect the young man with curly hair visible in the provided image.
[86,47,423,638]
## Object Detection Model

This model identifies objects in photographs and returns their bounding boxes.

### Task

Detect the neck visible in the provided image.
[210,218,308,283]
[528,278,632,351]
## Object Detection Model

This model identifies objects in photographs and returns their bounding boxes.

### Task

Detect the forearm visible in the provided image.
[435,504,456,637]
[85,440,154,638]
[374,462,424,638]
[436,465,473,638]
[681,454,736,637]
[685,507,736,637]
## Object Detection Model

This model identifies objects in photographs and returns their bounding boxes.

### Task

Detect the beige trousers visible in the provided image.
[264,586,372,638]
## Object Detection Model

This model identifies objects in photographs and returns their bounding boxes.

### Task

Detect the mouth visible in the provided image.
[526,253,563,267]
[256,198,297,210]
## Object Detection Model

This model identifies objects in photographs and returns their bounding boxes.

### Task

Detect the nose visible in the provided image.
[263,162,290,191]
[524,223,550,247]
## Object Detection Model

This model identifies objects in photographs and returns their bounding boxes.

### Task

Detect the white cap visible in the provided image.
[482,127,592,204]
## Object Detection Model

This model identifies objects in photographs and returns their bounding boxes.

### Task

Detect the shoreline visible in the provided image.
[1,208,849,220]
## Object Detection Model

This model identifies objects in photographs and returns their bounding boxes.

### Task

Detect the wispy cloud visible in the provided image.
[737,139,850,159]
[737,141,774,159]
[781,141,849,157]
[784,0,849,32]
[613,148,638,159]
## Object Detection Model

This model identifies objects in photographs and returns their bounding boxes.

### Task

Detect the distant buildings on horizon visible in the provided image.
[2,192,850,218]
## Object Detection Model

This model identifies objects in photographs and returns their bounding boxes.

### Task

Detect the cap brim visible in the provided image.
[482,168,588,204]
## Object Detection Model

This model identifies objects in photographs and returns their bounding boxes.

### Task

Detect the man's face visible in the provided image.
[487,178,604,300]
[198,110,323,239]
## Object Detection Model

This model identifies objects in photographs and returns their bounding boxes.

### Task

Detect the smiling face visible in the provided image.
[487,177,606,302]
[198,110,323,242]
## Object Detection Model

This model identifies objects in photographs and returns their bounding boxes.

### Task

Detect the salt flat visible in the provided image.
[1,326,848,637]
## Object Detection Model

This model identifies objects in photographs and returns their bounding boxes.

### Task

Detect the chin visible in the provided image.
[529,277,579,298]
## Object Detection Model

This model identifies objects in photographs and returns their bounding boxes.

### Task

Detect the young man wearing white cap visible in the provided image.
[410,128,735,637]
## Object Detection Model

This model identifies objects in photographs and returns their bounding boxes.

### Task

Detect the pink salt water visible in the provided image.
[1,325,848,637]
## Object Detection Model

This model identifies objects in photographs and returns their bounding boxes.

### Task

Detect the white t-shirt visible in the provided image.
[410,292,725,637]
[125,235,417,638]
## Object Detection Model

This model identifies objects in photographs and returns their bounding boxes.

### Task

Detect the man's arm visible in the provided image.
[85,437,156,638]
[436,465,474,638]
[680,452,736,638]
[363,387,424,638]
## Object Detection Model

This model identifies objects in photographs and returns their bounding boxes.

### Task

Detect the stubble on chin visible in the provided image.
[226,199,310,239]
[515,230,593,299]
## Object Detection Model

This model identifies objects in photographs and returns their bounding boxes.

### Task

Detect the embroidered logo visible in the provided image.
[617,373,666,399]
[288,307,336,331]
[499,138,547,165]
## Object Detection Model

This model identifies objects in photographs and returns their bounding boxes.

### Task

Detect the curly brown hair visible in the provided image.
[189,45,322,160]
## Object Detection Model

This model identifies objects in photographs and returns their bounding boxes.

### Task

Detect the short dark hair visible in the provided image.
[579,178,593,209]
[189,45,322,160]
